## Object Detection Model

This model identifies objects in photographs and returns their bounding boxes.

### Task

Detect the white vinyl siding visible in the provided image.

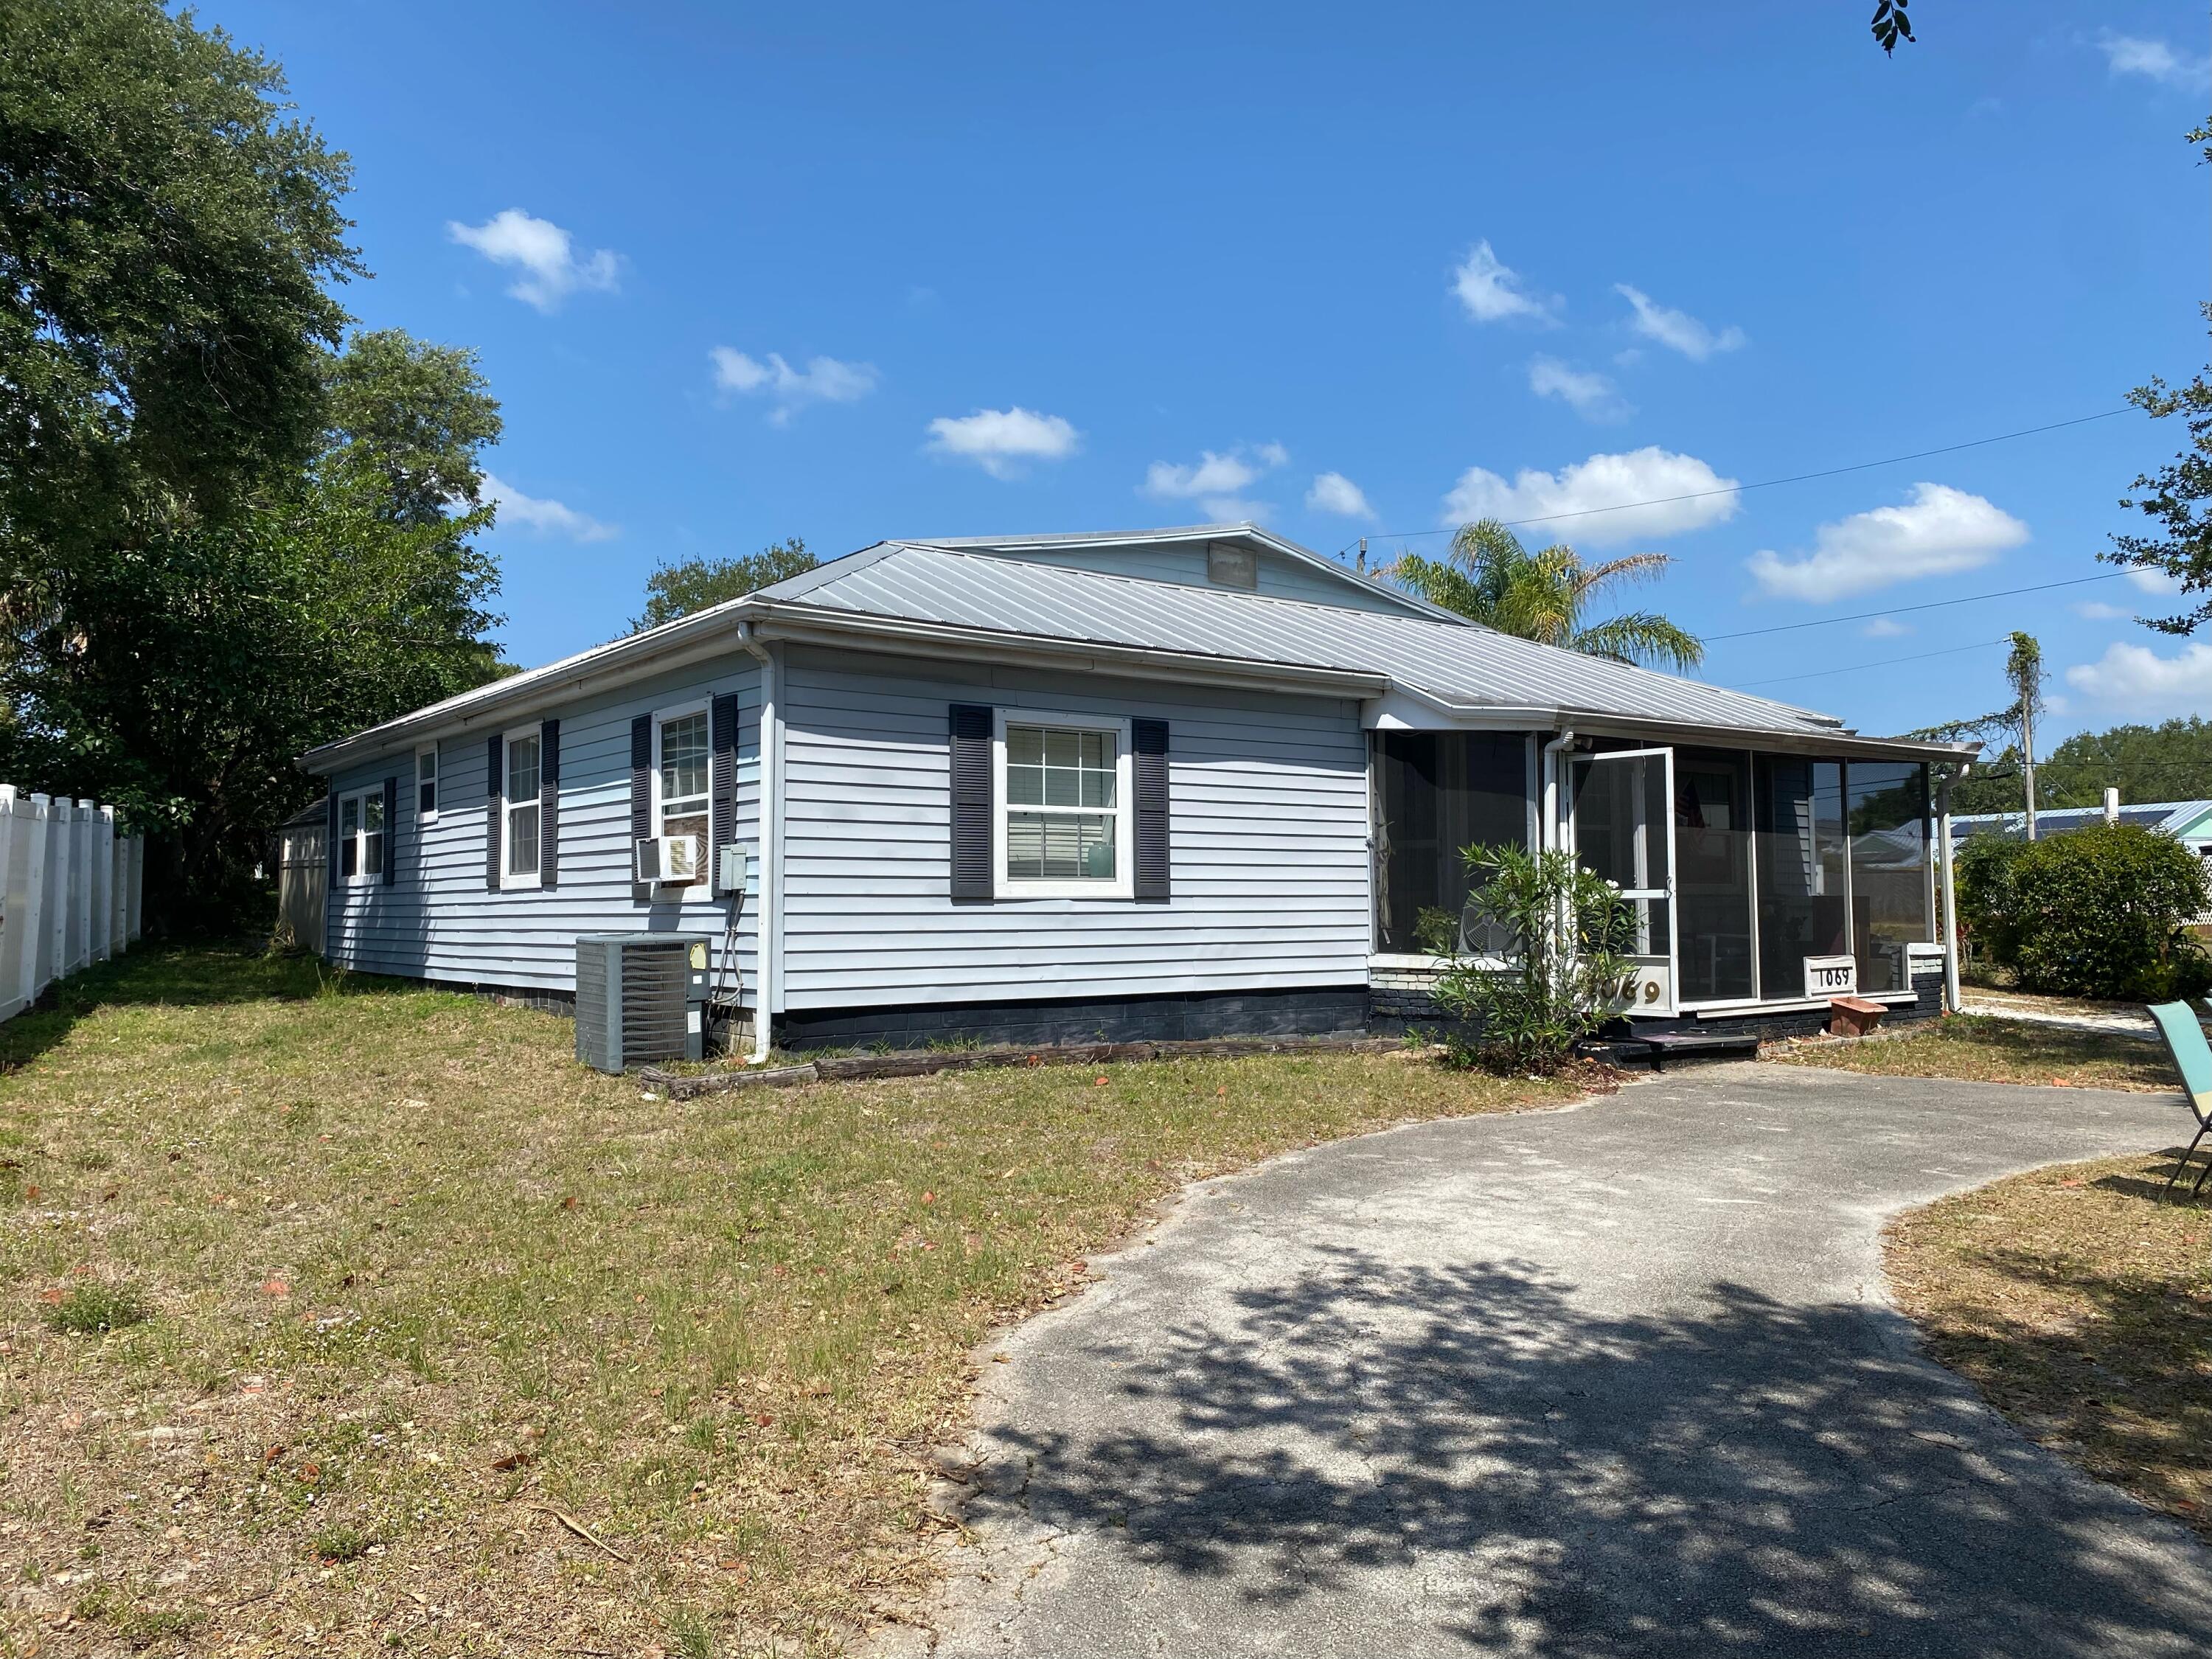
[322,659,762,997]
[990,540,1425,616]
[777,646,1370,1010]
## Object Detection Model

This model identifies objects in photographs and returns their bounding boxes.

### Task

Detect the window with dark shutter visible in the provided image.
[325,791,341,886]
[710,693,739,896]
[630,713,653,902]
[1133,718,1169,901]
[382,777,399,886]
[484,733,503,893]
[539,719,560,890]
[949,703,993,901]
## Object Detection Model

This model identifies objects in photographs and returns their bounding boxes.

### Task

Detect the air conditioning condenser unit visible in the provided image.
[575,933,711,1073]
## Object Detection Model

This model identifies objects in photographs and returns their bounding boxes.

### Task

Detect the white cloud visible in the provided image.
[2096,32,2211,89]
[484,473,618,542]
[2128,566,2182,594]
[1307,471,1375,519]
[1528,356,1631,422]
[1614,285,1745,361]
[924,407,1081,479]
[1144,443,1288,520]
[1863,617,1912,638]
[1745,483,2028,602]
[1442,448,1741,546]
[2073,599,2130,621]
[447,209,620,312]
[709,348,877,424]
[1451,241,1559,325]
[2066,640,2212,714]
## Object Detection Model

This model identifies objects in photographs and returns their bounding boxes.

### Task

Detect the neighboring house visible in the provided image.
[1950,799,2212,856]
[298,524,1970,1053]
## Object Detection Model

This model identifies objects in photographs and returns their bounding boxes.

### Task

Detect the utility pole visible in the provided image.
[2008,631,2043,841]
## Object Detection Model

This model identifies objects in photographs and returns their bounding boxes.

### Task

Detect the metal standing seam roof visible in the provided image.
[765,540,1853,737]
[302,526,1972,772]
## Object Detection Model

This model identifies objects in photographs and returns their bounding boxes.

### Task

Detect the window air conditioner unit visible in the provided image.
[634,832,704,884]
[574,933,712,1073]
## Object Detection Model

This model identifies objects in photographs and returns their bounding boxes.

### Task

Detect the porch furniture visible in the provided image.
[1829,996,1886,1039]
[2146,1001,2212,1201]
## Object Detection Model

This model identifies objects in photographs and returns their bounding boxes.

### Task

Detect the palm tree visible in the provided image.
[1389,518,1705,671]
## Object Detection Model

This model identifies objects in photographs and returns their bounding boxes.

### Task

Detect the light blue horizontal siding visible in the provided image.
[324,657,763,998]
[777,647,1371,1011]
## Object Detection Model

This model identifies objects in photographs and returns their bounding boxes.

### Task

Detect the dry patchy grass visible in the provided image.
[0,947,1568,1656]
[1768,1013,2176,1092]
[1887,1154,2212,1542]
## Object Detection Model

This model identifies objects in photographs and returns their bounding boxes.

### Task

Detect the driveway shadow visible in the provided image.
[969,1248,2212,1656]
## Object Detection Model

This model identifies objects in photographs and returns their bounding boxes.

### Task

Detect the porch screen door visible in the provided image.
[1566,748,1677,1016]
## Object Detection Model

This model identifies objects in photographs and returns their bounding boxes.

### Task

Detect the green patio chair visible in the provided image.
[2146,1001,2212,1200]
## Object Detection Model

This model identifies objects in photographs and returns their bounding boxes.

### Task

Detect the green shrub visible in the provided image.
[1430,844,1635,1073]
[1955,822,2210,1001]
[44,1281,152,1335]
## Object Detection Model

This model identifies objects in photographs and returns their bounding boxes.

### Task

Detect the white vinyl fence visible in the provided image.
[0,786,145,1026]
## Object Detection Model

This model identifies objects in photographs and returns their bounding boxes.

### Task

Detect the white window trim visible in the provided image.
[415,743,439,824]
[336,786,385,886]
[992,707,1134,901]
[652,700,712,889]
[500,724,543,891]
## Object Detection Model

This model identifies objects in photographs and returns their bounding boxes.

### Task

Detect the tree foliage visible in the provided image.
[1956,824,2212,1001]
[1951,718,2212,816]
[2105,306,2212,635]
[632,540,814,633]
[1388,520,1705,671]
[0,335,506,925]
[0,0,360,556]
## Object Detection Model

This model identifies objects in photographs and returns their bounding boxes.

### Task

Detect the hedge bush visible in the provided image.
[1956,822,2212,1001]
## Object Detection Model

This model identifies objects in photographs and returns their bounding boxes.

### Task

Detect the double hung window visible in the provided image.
[994,712,1132,898]
[417,745,439,821]
[338,788,384,881]
[504,730,542,886]
[655,708,711,886]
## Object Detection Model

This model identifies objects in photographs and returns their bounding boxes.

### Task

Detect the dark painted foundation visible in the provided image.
[773,984,1372,1052]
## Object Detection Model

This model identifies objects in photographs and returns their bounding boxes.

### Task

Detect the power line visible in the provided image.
[1343,407,2133,554]
[1724,637,2010,689]
[1705,570,2130,643]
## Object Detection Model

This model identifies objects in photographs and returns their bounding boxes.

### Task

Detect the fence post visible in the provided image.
[108,816,128,956]
[0,787,14,1019]
[12,794,49,1016]
[127,834,142,943]
[42,798,66,989]
[71,799,91,975]
[91,804,114,963]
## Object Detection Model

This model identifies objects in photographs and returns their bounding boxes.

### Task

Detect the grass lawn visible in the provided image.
[1767,1012,2177,1092]
[0,947,1570,1656]
[1887,1156,2212,1543]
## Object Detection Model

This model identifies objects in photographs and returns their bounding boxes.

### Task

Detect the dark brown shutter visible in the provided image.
[539,719,560,891]
[382,776,399,887]
[709,692,739,897]
[325,790,341,886]
[949,703,992,902]
[1133,718,1169,902]
[630,714,653,902]
[485,733,503,893]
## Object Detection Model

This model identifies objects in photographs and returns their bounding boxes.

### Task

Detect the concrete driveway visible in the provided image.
[918,1065,2212,1658]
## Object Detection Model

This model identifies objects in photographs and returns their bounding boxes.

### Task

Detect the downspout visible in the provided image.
[1936,765,1965,1015]
[739,624,779,1064]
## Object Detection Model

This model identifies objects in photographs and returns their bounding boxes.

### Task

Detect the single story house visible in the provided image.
[1950,798,2212,856]
[299,525,1972,1057]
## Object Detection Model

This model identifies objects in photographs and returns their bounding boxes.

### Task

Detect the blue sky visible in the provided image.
[220,1,2210,743]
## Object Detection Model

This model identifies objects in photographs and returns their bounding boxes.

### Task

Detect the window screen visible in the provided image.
[1374,732,1531,953]
[1006,724,1118,881]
